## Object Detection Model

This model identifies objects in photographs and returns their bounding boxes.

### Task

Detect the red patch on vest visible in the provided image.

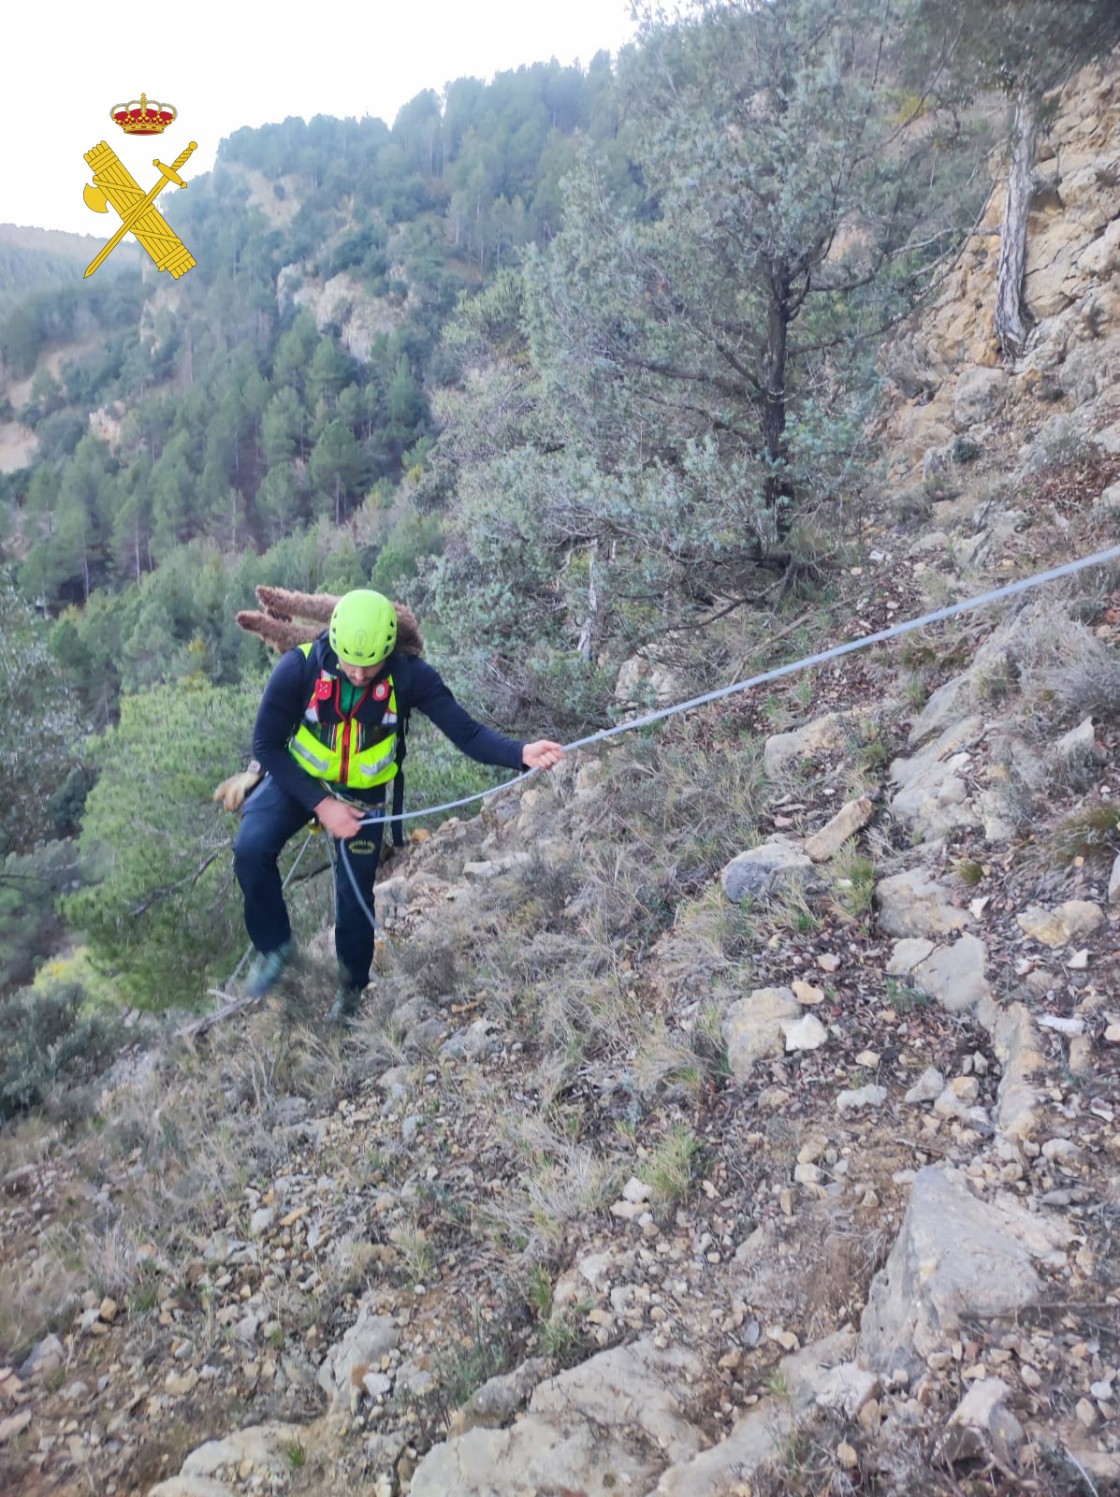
[374,681,390,701]
[315,678,333,701]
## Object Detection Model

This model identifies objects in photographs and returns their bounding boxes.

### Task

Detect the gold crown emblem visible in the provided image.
[111,92,177,136]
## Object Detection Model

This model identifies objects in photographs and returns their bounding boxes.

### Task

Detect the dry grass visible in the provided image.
[488,1111,625,1256]
[0,988,392,1354]
[634,1018,709,1102]
[1048,798,1120,867]
[984,603,1120,739]
[0,1228,87,1354]
[392,928,463,1000]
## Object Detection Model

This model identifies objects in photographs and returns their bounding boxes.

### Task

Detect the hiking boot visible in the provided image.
[327,984,363,1026]
[245,940,294,1000]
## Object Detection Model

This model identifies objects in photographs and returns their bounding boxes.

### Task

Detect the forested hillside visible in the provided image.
[0,224,144,327]
[0,0,1117,1061]
[0,53,622,601]
[4,4,1120,1494]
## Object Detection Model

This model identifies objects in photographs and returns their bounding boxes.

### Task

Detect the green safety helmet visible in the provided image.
[329,590,398,667]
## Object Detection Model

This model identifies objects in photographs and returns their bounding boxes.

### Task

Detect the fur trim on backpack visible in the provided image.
[236,587,424,657]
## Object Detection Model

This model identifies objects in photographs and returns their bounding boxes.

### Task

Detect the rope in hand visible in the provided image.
[353,542,1120,830]
[329,541,1120,936]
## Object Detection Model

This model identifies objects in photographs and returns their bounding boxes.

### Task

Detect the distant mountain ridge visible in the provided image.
[0,223,140,319]
[0,222,107,256]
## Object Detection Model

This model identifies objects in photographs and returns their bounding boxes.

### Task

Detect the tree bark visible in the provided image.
[995,86,1038,360]
[577,539,602,662]
[763,264,794,527]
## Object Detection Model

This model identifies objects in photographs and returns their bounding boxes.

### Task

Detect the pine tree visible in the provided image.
[426,0,986,703]
[0,583,84,853]
[66,679,264,1008]
[309,420,364,524]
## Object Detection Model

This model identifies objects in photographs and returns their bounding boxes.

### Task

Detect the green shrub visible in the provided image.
[641,1124,704,1207]
[0,977,124,1122]
[0,841,79,994]
[1049,801,1120,866]
[369,511,443,594]
[539,1308,592,1365]
[831,850,877,919]
[65,677,263,1009]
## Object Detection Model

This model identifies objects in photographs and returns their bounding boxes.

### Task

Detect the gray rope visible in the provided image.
[351,542,1120,832]
[282,541,1120,944]
[335,819,379,937]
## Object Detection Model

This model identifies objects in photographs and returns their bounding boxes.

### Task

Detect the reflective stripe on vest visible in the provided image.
[288,645,400,790]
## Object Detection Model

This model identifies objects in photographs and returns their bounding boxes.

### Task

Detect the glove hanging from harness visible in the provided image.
[213,759,263,813]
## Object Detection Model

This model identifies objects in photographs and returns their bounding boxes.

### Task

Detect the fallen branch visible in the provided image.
[180,989,264,1038]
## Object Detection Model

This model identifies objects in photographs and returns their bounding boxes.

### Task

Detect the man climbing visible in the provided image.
[229,589,564,1023]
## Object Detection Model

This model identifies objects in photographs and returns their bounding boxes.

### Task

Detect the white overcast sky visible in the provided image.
[0,0,639,237]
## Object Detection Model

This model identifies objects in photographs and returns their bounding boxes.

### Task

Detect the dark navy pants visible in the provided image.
[233,775,385,989]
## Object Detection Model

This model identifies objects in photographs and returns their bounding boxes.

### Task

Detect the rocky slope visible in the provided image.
[3,47,1120,1497]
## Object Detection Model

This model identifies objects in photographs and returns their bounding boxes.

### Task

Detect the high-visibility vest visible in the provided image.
[287,643,401,790]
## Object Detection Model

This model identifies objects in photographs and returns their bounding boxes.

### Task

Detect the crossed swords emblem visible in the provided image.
[83,139,197,279]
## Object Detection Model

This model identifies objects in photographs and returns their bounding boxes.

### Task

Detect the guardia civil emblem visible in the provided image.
[82,92,197,280]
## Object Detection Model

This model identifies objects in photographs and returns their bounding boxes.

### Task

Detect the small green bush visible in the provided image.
[0,841,79,993]
[641,1124,704,1207]
[0,977,124,1122]
[433,1302,516,1409]
[539,1308,592,1365]
[883,977,929,1015]
[1049,801,1120,867]
[831,851,877,919]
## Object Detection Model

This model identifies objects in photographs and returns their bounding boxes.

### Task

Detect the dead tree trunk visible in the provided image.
[995,86,1038,360]
[577,539,602,663]
[763,263,795,531]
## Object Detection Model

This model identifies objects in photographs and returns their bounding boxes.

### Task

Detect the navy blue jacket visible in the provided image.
[252,635,527,814]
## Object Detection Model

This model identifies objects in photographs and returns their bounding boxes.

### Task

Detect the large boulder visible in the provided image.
[889,716,984,840]
[952,367,1008,427]
[317,1306,399,1413]
[723,987,802,1077]
[910,933,995,1029]
[721,838,812,902]
[654,1331,870,1496]
[764,708,872,778]
[409,1338,705,1496]
[993,1004,1045,1141]
[875,868,971,939]
[859,1167,1069,1379]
